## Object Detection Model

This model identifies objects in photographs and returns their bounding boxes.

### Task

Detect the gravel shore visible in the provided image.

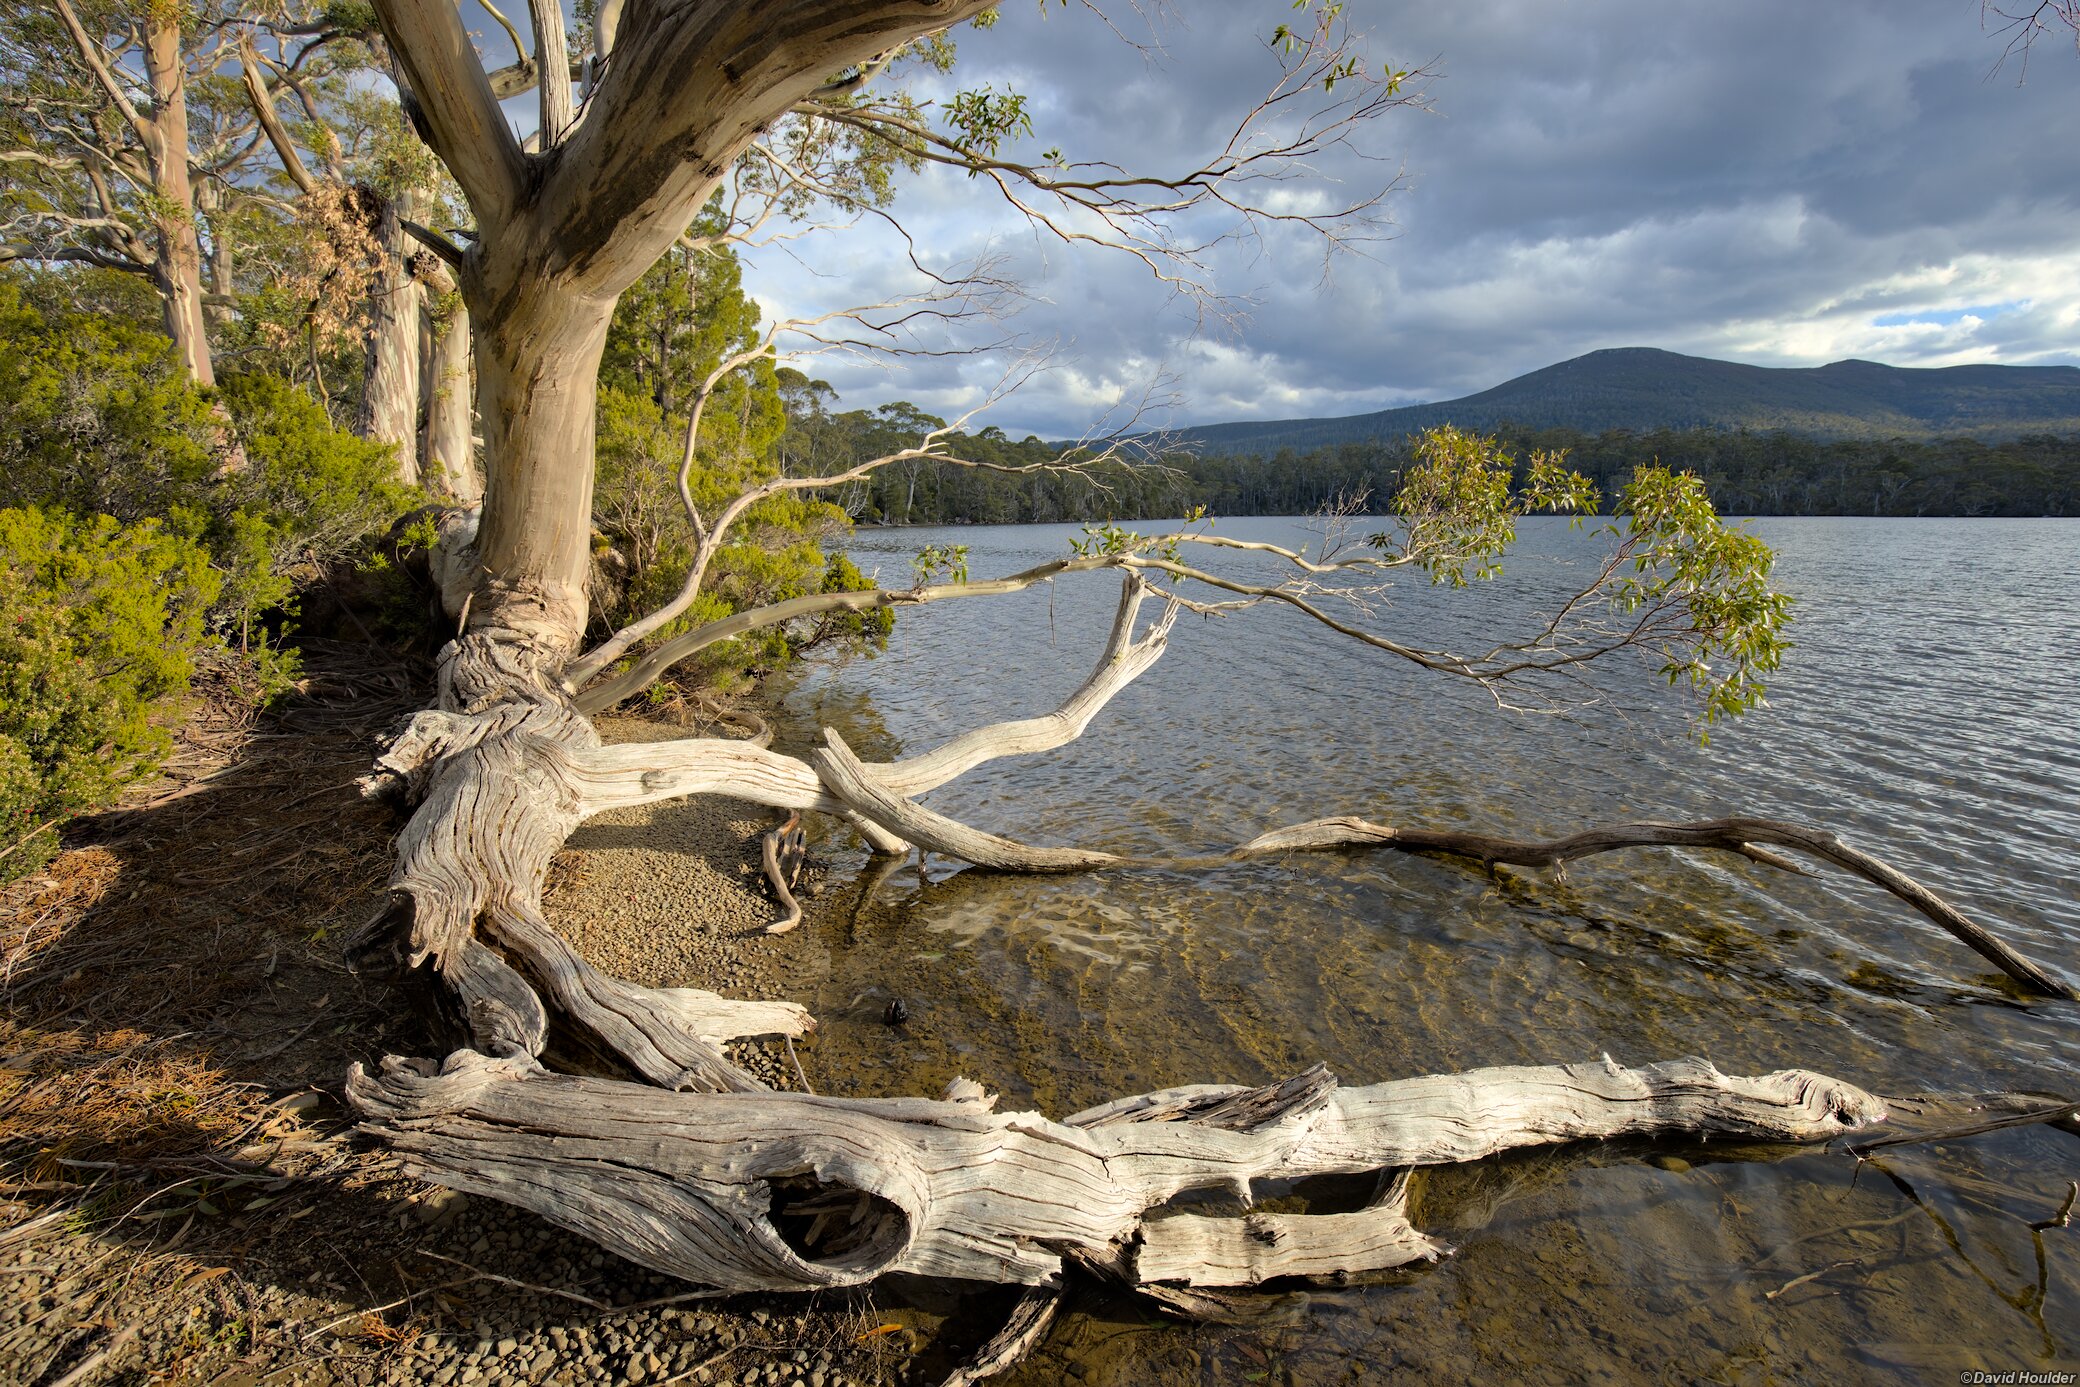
[0,693,945,1387]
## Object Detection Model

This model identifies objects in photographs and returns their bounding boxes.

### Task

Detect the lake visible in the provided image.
[766,516,2080,1383]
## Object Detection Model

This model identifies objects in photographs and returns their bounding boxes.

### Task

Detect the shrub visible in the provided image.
[214,371,415,632]
[0,281,414,643]
[0,507,219,882]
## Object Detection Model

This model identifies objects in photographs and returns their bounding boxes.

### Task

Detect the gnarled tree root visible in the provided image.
[346,1051,1880,1294]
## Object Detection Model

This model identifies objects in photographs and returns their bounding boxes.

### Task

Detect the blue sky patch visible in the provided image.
[1873,300,2028,328]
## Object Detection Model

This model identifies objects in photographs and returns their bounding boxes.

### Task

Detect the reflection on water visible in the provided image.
[763,518,2080,1381]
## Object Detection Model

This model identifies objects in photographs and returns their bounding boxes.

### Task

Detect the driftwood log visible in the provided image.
[346,571,2073,1387]
[349,1050,1882,1293]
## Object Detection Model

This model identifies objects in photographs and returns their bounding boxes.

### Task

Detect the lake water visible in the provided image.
[766,517,2080,1383]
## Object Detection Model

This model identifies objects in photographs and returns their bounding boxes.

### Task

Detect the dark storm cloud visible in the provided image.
[742,0,2080,439]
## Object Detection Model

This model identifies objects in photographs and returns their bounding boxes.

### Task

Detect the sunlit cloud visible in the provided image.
[739,0,2080,439]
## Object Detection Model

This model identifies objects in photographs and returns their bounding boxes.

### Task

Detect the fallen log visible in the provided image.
[346,1052,1882,1294]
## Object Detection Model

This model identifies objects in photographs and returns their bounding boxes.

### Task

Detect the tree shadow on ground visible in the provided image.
[0,641,994,1387]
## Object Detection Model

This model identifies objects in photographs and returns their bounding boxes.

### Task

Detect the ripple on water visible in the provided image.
[768,516,2080,1382]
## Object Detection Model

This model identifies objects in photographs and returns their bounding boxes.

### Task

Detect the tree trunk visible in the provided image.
[197,181,235,333]
[359,191,426,485]
[422,296,481,503]
[141,13,212,388]
[464,263,614,651]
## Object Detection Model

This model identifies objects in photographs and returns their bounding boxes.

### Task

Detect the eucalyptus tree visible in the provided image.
[0,0,260,385]
[336,1,2076,1364]
[234,9,474,490]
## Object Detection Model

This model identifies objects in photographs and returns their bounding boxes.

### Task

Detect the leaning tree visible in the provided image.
[340,0,2077,1376]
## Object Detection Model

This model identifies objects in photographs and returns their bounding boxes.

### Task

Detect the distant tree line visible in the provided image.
[781,392,2080,521]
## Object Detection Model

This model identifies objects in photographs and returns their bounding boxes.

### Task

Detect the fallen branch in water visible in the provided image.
[939,1286,1063,1387]
[1233,815,2080,1001]
[348,1052,1880,1296]
[761,811,807,934]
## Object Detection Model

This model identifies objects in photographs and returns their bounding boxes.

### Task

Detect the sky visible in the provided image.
[719,0,2080,441]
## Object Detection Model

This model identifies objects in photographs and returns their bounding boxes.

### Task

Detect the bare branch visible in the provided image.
[527,0,575,146]
[238,34,316,196]
[568,350,1096,689]
[1982,0,2080,77]
[474,0,528,58]
[402,218,468,268]
[1234,815,2080,1001]
[0,242,149,274]
[370,0,526,225]
[793,12,1430,307]
[48,0,151,148]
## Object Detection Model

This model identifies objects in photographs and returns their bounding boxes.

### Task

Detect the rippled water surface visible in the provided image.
[765,517,2080,1383]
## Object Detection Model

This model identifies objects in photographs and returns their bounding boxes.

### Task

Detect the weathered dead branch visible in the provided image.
[1234,815,2080,1001]
[938,1287,1062,1387]
[761,811,808,934]
[346,581,2045,1311]
[348,1051,1880,1294]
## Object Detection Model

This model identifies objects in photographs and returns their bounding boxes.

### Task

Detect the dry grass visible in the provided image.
[0,639,447,1384]
[0,637,425,1220]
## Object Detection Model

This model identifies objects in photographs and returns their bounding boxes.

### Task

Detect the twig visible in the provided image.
[2031,1181,2078,1232]
[0,818,60,865]
[655,1343,742,1386]
[783,1034,815,1096]
[1764,1259,1855,1301]
[46,1319,143,1387]
[248,1009,333,1060]
[301,1277,475,1340]
[416,1251,733,1311]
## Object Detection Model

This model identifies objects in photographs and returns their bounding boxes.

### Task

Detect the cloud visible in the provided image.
[740,0,2080,440]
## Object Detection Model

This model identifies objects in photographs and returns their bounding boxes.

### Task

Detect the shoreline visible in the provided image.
[0,663,953,1387]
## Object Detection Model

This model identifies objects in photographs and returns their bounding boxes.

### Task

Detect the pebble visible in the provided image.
[0,727,895,1387]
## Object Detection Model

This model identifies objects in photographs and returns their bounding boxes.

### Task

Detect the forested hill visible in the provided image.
[788,402,2080,522]
[1167,348,2080,454]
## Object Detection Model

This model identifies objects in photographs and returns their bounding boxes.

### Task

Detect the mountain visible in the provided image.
[1167,348,2080,455]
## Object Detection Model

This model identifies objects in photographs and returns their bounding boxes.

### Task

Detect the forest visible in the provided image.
[791,395,2080,524]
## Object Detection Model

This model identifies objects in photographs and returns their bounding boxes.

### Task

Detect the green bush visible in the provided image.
[0,281,414,643]
[0,506,219,882]
[214,371,416,632]
[0,279,220,523]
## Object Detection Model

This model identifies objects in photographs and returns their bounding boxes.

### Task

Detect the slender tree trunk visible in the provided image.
[424,296,481,503]
[142,13,212,388]
[359,190,426,485]
[198,182,235,333]
[466,261,615,651]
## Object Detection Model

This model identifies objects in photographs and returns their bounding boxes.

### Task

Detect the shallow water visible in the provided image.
[764,517,2080,1383]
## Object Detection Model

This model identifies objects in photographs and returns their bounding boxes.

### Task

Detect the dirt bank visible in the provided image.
[0,650,961,1387]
